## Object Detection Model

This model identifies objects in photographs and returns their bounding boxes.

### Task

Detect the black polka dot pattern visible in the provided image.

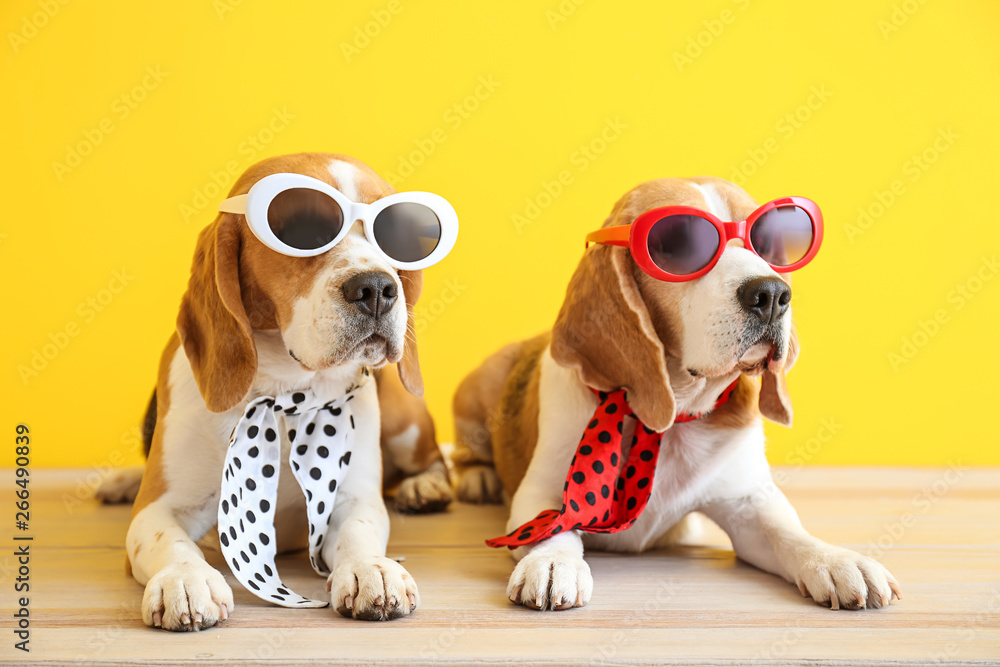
[218,385,363,608]
[486,379,740,550]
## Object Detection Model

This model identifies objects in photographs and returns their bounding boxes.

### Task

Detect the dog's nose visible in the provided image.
[738,276,791,325]
[342,271,398,318]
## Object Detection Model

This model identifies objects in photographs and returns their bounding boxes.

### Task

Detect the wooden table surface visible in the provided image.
[2,467,999,666]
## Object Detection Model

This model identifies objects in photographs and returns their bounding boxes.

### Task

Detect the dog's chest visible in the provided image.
[584,420,763,552]
[239,342,369,528]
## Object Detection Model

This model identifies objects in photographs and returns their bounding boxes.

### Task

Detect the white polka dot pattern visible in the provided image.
[217,387,359,608]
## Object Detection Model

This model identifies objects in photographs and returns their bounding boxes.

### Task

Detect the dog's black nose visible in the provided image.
[738,276,791,325]
[342,271,398,318]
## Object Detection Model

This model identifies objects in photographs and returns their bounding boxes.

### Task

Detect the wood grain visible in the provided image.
[3,467,999,665]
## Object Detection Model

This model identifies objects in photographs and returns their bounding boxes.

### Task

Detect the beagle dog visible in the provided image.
[453,177,902,611]
[103,153,452,630]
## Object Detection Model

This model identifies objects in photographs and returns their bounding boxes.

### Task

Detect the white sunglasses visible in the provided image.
[218,172,458,270]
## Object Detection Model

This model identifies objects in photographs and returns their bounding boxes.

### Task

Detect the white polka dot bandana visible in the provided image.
[218,387,360,608]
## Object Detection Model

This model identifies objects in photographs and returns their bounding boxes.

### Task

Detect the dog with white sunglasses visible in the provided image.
[453,177,902,611]
[113,153,457,630]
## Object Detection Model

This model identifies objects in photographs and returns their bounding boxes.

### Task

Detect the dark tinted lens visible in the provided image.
[750,205,814,266]
[646,214,720,276]
[372,203,441,263]
[266,188,344,250]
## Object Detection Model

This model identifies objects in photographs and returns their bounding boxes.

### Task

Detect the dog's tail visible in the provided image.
[140,390,156,458]
[94,390,155,505]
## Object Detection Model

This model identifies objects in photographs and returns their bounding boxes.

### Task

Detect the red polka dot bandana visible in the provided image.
[486,379,739,549]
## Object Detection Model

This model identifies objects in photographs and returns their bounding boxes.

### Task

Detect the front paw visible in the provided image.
[456,464,504,504]
[394,463,453,514]
[142,562,234,631]
[507,550,593,611]
[793,544,902,610]
[94,466,143,504]
[327,556,419,620]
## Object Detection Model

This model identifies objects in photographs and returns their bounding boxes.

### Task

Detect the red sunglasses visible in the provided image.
[586,196,823,282]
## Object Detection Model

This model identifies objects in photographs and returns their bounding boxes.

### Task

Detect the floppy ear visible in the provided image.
[758,323,799,427]
[176,214,257,413]
[396,269,424,397]
[551,244,676,431]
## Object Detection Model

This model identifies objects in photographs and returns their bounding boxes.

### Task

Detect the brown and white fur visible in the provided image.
[102,153,452,630]
[453,177,901,612]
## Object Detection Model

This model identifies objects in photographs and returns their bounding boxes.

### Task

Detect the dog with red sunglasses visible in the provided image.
[452,176,901,611]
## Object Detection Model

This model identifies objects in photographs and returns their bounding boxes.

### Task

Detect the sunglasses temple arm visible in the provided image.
[584,224,631,248]
[218,194,247,215]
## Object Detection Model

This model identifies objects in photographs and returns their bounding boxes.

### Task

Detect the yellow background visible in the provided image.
[3,0,998,469]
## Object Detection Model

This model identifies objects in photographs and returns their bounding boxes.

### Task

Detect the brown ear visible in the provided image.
[758,323,799,427]
[397,269,424,397]
[551,244,676,431]
[176,214,257,413]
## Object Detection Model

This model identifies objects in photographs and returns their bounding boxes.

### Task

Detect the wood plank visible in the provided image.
[3,468,999,665]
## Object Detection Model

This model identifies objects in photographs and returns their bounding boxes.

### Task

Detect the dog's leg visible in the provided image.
[128,488,234,631]
[451,357,508,505]
[503,352,596,610]
[505,519,593,611]
[126,358,235,631]
[452,415,503,505]
[701,478,901,610]
[451,343,530,505]
[377,365,453,513]
[325,382,419,620]
[392,458,453,514]
[95,465,144,504]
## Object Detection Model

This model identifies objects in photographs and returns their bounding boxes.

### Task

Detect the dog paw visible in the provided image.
[328,556,419,620]
[394,463,453,514]
[793,544,902,610]
[94,466,144,504]
[142,562,234,631]
[456,464,504,504]
[507,550,592,611]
